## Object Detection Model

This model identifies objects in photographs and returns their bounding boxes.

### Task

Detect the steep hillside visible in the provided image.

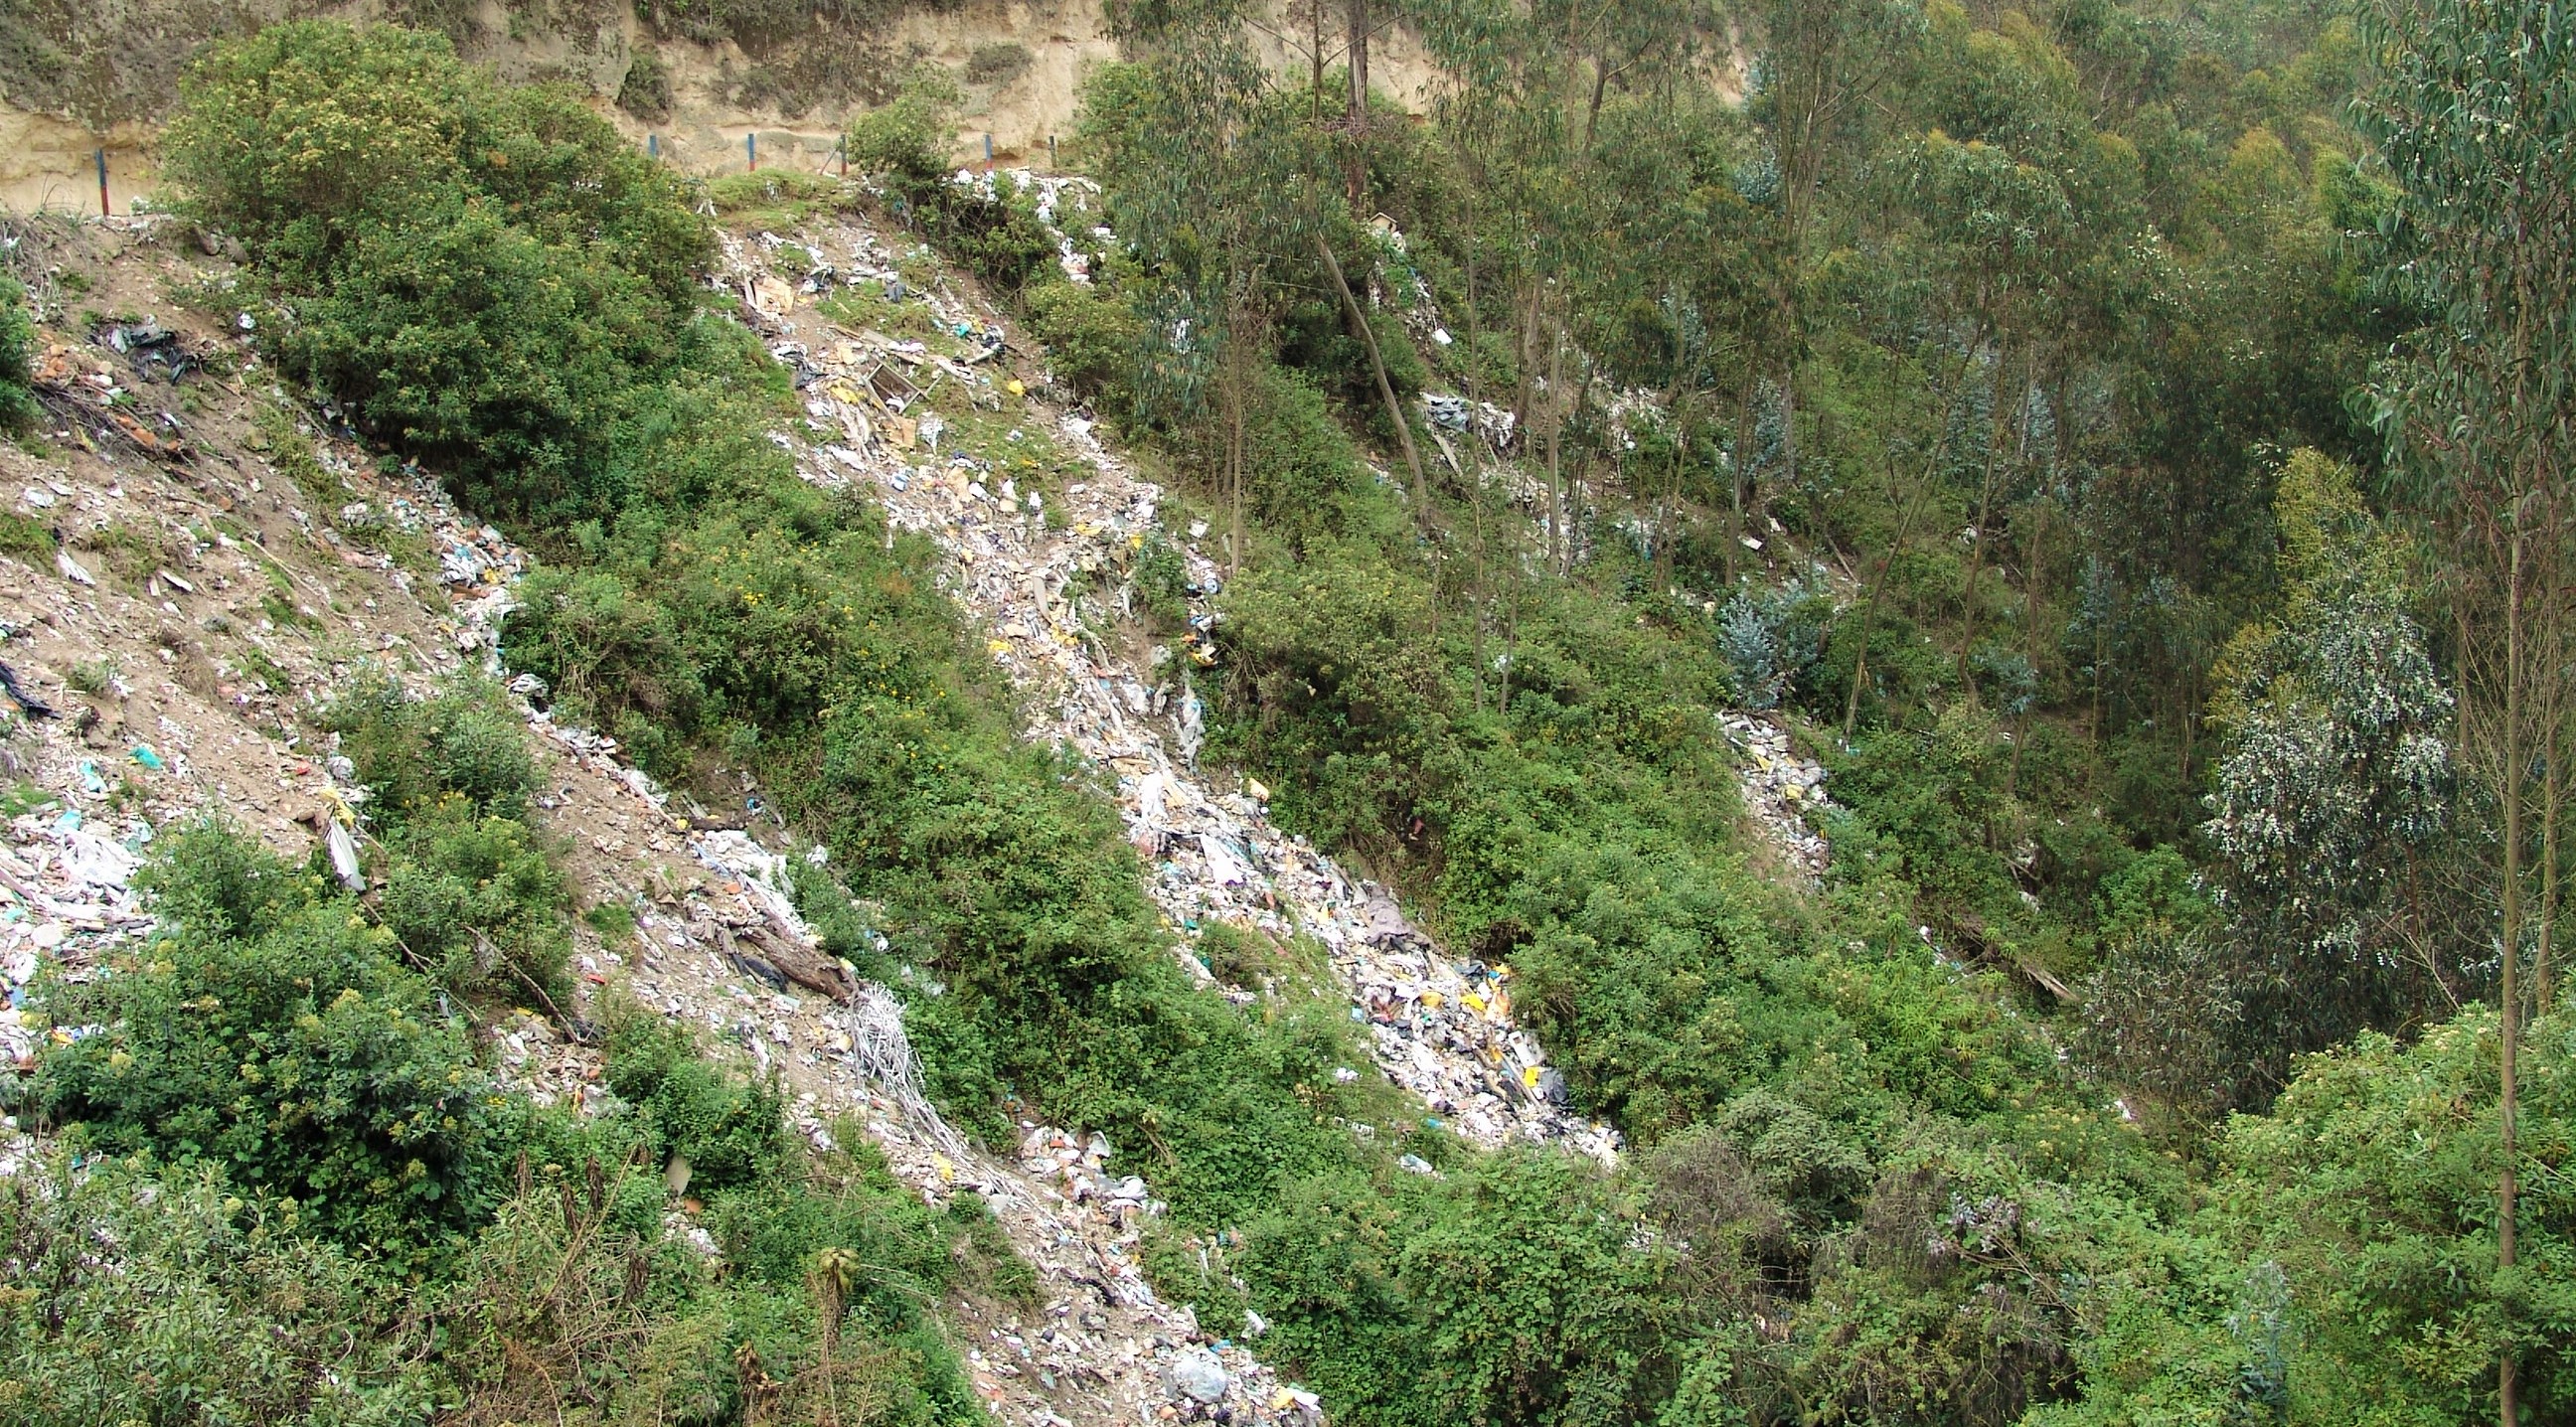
[7,6,2573,1425]
[0,212,1325,1426]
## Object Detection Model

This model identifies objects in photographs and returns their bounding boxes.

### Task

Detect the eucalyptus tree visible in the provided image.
[2357,2,2576,1418]
[1094,0,1316,572]
[1415,0,1705,573]
[2203,450,2453,1091]
[1744,0,1922,493]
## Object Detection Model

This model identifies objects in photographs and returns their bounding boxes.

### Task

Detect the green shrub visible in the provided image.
[936,182,1064,293]
[1132,531,1190,630]
[0,509,57,563]
[378,800,572,1007]
[602,1007,791,1191]
[0,1154,436,1423]
[163,22,721,538]
[1024,277,1144,406]
[845,69,960,190]
[0,275,39,431]
[327,676,540,828]
[277,206,683,531]
[617,47,674,120]
[965,42,1034,87]
[33,822,525,1269]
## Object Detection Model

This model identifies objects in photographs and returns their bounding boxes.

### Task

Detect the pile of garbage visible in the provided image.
[1718,712,1833,880]
[344,351,1322,1427]
[0,807,153,1174]
[729,218,1621,1166]
[1020,1126,1322,1425]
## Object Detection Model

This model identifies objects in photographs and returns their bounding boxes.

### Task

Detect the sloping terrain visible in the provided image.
[0,193,1828,1423]
[0,212,1320,1425]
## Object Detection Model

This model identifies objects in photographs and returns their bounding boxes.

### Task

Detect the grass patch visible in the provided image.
[0,509,56,562]
[707,169,860,229]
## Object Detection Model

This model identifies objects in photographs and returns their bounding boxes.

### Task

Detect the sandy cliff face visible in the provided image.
[0,0,1461,207]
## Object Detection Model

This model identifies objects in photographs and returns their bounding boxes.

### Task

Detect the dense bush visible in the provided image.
[21,820,995,1423]
[846,68,963,192]
[0,1155,436,1422]
[33,821,526,1269]
[0,275,38,431]
[2037,1010,2576,1425]
[161,21,734,537]
[327,678,572,1005]
[1024,276,1145,405]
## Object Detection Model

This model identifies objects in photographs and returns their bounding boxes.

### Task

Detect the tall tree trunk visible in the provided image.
[1315,231,1429,532]
[1504,280,1525,448]
[1959,339,2011,702]
[1223,311,1247,575]
[1586,58,1612,148]
[1844,372,1969,742]
[1658,392,1689,595]
[1345,0,1369,210]
[2539,514,2562,1015]
[2541,606,2559,1017]
[2500,525,2524,1427]
[1778,361,1798,501]
[2007,501,2045,805]
[1466,187,1487,713]
[1309,0,1327,119]
[1726,373,1756,589]
[1547,318,1568,574]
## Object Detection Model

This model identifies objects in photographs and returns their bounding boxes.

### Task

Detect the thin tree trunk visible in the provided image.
[1466,184,1487,714]
[1344,0,1369,210]
[1959,340,2011,701]
[1547,319,1568,574]
[2007,501,2045,804]
[1726,373,1756,589]
[1504,274,1525,453]
[1778,362,1798,502]
[2500,525,2523,1427]
[1586,58,1612,147]
[1658,392,1688,595]
[1844,372,1969,742]
[1315,231,1428,532]
[1310,0,1326,120]
[1223,309,1247,574]
[2541,605,2559,1017]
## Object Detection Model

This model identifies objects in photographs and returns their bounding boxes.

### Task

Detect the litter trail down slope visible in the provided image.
[0,214,1311,1427]
[731,210,1621,1165]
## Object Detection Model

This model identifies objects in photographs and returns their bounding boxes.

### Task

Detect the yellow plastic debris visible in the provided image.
[932,1153,955,1184]
[987,638,1013,657]
[1523,1064,1543,1090]
[1418,991,1443,1010]
[1006,378,1027,396]
[1462,992,1487,1014]
[317,786,359,828]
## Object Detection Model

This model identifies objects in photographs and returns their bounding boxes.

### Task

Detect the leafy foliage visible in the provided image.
[161,21,730,537]
[0,275,39,431]
[34,821,524,1269]
[0,1155,436,1423]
